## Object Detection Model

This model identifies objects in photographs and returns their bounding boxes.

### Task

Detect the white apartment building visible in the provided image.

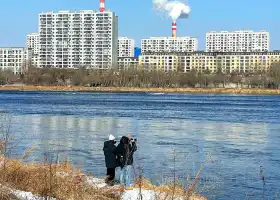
[140,52,280,73]
[206,30,270,52]
[0,48,27,74]
[27,33,39,54]
[39,10,118,69]
[118,57,138,70]
[118,37,135,57]
[141,37,198,53]
[27,33,40,67]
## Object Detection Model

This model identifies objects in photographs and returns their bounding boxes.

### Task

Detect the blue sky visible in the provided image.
[0,0,279,50]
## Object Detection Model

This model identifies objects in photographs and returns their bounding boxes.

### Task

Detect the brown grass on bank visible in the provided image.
[0,187,20,200]
[1,85,280,95]
[0,156,208,200]
[134,179,206,200]
[0,156,120,200]
[134,166,207,200]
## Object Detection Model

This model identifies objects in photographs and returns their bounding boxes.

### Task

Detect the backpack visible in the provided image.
[117,144,129,169]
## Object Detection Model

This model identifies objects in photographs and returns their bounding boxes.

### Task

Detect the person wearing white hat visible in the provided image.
[109,134,115,141]
[103,134,117,186]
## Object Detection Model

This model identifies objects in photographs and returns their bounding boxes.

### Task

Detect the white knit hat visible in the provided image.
[109,134,115,141]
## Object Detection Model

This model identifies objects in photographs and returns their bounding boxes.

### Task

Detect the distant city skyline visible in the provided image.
[0,0,279,50]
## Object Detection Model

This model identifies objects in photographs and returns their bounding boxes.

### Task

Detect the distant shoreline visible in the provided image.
[0,85,280,95]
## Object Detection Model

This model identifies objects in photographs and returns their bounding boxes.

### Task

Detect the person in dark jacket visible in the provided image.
[103,134,117,186]
[113,136,137,189]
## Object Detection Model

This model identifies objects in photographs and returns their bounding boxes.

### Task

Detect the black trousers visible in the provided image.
[106,168,115,181]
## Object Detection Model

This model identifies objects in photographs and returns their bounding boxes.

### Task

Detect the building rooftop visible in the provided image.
[208,30,268,33]
[0,47,25,49]
[118,57,139,60]
[27,33,39,36]
[118,37,134,40]
[40,10,114,14]
[141,51,280,56]
[142,37,197,40]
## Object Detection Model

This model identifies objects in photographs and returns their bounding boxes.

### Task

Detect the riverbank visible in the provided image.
[1,85,280,95]
[0,156,206,200]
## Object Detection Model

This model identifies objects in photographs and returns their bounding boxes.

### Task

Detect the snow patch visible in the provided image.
[121,189,157,200]
[11,189,55,200]
[84,176,108,188]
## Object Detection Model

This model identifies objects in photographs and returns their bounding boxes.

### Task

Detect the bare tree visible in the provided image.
[15,63,280,89]
[270,63,280,88]
[0,111,12,170]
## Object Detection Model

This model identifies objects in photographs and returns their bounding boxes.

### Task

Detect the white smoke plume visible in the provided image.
[153,0,191,21]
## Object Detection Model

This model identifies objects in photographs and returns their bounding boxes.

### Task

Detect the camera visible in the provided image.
[130,138,137,142]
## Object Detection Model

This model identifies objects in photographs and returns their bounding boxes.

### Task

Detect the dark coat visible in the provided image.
[113,136,137,168]
[103,140,117,168]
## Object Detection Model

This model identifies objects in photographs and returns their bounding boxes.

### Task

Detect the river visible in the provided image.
[0,91,279,199]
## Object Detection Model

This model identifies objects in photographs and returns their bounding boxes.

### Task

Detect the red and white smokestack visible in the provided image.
[100,0,105,12]
[172,21,177,38]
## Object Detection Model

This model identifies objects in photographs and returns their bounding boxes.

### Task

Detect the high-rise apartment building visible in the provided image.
[141,37,198,53]
[27,33,39,67]
[206,30,270,52]
[38,10,118,69]
[0,47,27,74]
[118,37,135,57]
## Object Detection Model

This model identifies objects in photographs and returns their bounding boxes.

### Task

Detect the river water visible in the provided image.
[0,91,279,199]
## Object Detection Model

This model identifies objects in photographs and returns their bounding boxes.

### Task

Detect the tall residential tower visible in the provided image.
[38,10,118,69]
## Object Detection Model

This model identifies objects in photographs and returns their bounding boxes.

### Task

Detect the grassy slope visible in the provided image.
[0,157,206,200]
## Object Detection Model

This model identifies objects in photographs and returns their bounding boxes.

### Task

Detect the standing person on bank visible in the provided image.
[113,136,137,190]
[103,134,117,186]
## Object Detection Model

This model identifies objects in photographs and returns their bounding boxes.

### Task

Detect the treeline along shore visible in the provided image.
[0,63,280,94]
[1,85,280,95]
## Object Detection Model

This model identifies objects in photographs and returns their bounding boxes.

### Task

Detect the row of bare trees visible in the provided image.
[0,63,280,88]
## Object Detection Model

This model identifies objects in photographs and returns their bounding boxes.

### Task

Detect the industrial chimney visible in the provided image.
[100,0,105,12]
[172,21,177,38]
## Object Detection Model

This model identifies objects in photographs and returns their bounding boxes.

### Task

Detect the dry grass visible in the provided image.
[1,85,280,95]
[134,166,207,200]
[0,156,120,200]
[0,156,208,200]
[134,179,206,200]
[0,187,20,200]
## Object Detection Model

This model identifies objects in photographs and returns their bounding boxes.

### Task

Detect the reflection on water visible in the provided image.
[9,114,277,200]
[0,92,279,200]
